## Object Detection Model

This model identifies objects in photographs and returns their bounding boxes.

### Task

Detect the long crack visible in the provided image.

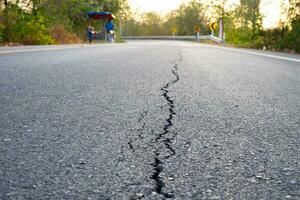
[128,110,149,153]
[151,52,181,198]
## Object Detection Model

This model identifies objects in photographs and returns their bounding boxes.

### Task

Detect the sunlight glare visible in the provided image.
[129,0,186,14]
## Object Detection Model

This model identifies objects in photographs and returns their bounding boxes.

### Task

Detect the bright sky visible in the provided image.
[129,0,187,14]
[129,0,286,28]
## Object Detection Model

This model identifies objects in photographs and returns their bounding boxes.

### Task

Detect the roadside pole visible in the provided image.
[220,0,225,42]
[172,27,177,40]
[194,25,200,42]
[218,19,223,40]
[196,32,200,42]
[104,23,107,42]
[119,20,123,37]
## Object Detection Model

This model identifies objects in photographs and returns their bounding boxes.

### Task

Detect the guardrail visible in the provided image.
[122,35,224,43]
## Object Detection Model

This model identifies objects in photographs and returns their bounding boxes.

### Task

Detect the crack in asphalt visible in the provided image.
[128,140,135,153]
[128,110,149,153]
[137,110,148,139]
[158,63,179,160]
[151,51,181,198]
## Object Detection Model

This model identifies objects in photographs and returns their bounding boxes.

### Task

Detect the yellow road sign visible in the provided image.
[172,27,177,33]
[194,25,200,32]
[210,22,217,31]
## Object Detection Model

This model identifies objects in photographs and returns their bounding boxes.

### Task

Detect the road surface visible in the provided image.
[1,41,299,199]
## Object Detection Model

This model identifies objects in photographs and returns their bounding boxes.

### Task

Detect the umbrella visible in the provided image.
[88,11,115,20]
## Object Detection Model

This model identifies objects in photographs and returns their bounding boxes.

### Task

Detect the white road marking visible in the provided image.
[0,44,122,55]
[209,45,300,63]
[0,46,83,55]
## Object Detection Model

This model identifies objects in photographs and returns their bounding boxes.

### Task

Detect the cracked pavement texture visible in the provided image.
[0,41,299,199]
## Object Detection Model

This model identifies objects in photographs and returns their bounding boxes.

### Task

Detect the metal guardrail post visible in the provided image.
[196,32,200,42]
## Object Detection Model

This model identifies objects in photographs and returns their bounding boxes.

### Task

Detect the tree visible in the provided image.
[239,0,262,34]
[175,0,208,35]
[288,0,300,21]
[0,0,130,44]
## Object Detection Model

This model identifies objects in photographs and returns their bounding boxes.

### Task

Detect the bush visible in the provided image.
[0,24,4,43]
[261,27,289,50]
[225,26,264,49]
[2,6,54,45]
[50,25,82,44]
[19,15,55,45]
[259,16,300,53]
[287,16,300,53]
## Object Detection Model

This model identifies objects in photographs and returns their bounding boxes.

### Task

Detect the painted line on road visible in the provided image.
[211,45,300,63]
[0,46,85,55]
[0,44,121,55]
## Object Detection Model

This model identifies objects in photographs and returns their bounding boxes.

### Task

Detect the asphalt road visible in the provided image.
[0,41,299,200]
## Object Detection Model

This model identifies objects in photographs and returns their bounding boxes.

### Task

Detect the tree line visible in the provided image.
[0,0,299,53]
[0,0,129,44]
[122,0,300,53]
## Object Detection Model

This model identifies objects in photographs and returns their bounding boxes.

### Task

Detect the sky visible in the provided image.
[129,0,187,14]
[129,0,286,28]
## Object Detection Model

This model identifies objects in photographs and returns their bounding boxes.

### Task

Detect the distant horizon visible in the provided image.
[129,0,287,29]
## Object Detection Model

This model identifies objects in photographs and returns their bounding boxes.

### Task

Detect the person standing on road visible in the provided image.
[105,19,115,43]
[87,26,94,44]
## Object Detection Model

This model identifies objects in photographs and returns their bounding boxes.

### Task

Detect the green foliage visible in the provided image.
[0,0,129,44]
[0,24,4,42]
[123,1,209,36]
[288,0,300,21]
[123,12,167,36]
[239,0,262,32]
[231,15,300,53]
[16,14,54,45]
[174,1,208,35]
[261,27,289,50]
[286,16,300,52]
[140,12,164,36]
[0,0,299,51]
[0,3,54,45]
[122,0,299,53]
